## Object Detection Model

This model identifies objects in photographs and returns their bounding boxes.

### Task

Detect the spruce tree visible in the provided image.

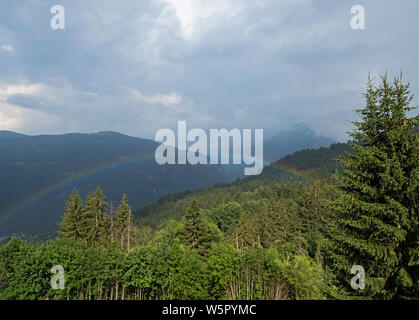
[182,200,208,253]
[115,194,133,250]
[84,187,109,245]
[327,74,418,299]
[58,189,84,240]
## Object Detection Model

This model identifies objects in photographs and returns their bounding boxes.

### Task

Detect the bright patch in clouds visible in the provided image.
[126,87,183,106]
[0,83,44,101]
[0,83,57,132]
[164,0,240,39]
[0,45,13,52]
[0,103,22,130]
[0,100,58,133]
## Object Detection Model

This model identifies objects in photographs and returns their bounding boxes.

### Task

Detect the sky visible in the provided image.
[0,0,418,142]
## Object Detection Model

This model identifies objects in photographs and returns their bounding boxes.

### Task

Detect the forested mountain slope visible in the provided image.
[0,131,227,235]
[134,142,351,229]
[0,127,338,236]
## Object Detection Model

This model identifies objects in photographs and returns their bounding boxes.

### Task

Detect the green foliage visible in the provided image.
[206,243,238,299]
[83,187,109,245]
[275,143,353,179]
[57,189,84,240]
[277,254,326,300]
[1,180,335,300]
[326,74,419,299]
[0,238,31,299]
[210,202,243,232]
[181,200,217,255]
[115,194,134,250]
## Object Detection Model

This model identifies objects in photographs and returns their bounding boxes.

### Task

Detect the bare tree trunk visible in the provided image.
[235,229,239,251]
[110,202,114,242]
[127,209,132,251]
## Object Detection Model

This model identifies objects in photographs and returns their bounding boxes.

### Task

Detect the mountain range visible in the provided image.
[0,125,335,236]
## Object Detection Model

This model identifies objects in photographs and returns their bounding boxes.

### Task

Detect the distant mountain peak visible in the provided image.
[0,131,27,139]
[264,125,335,163]
[96,131,125,136]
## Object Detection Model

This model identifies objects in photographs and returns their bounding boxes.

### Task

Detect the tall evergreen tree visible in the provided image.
[84,187,109,245]
[58,189,84,240]
[182,200,208,253]
[115,194,134,250]
[327,74,418,299]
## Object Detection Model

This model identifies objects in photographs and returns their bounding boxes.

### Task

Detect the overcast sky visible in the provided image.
[0,0,418,141]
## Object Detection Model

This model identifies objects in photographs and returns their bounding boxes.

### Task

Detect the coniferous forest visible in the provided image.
[0,75,418,300]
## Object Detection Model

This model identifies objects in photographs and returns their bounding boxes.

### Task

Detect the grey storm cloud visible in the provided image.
[0,0,418,141]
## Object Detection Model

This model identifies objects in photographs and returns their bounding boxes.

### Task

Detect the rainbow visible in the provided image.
[266,161,317,183]
[0,152,154,226]
[0,156,315,227]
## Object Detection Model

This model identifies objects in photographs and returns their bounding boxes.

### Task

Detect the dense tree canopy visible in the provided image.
[326,74,418,299]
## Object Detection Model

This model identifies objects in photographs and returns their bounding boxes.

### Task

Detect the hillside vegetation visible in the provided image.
[0,75,417,300]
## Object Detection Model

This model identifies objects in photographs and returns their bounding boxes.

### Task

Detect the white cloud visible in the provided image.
[0,82,61,133]
[125,87,183,106]
[163,0,242,39]
[0,100,59,133]
[0,79,202,138]
[0,83,44,101]
[0,102,22,130]
[0,45,13,53]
